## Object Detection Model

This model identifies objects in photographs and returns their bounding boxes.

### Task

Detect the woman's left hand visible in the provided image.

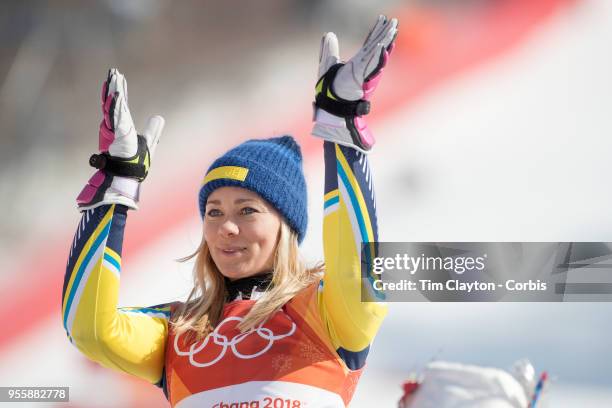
[311,15,398,153]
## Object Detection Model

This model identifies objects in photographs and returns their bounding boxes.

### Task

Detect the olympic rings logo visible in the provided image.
[174,313,296,367]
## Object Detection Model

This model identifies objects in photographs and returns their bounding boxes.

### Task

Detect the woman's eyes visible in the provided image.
[206,207,258,217]
[240,207,258,215]
[206,209,223,217]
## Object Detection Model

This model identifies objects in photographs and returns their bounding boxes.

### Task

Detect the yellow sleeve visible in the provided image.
[318,142,387,370]
[61,204,169,384]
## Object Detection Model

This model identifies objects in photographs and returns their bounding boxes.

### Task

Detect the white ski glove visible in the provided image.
[312,15,398,153]
[76,68,164,211]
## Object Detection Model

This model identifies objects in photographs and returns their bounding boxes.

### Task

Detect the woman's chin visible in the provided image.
[217,266,251,281]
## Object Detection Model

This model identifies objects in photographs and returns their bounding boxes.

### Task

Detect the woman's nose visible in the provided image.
[219,218,239,237]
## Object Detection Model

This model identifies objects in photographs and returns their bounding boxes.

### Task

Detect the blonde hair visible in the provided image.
[171,220,323,342]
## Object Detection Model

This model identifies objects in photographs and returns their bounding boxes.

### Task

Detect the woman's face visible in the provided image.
[204,186,282,281]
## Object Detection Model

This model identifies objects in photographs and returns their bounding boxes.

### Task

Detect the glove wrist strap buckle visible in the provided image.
[314,63,370,118]
[88,135,149,181]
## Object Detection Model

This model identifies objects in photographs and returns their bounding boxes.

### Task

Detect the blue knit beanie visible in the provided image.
[199,135,308,243]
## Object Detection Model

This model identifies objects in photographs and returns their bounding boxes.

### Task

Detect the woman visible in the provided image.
[62,15,398,407]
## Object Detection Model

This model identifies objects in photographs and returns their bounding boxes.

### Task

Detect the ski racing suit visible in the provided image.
[61,141,385,407]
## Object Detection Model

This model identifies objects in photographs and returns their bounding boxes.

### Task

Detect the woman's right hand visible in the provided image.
[77,68,164,211]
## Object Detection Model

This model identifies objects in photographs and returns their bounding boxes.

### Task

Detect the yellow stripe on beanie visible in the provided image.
[202,166,249,185]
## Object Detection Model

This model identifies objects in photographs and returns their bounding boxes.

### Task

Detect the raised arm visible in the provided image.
[61,69,169,385]
[311,15,398,370]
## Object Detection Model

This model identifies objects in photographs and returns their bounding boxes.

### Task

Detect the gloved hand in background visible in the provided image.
[312,15,398,153]
[77,68,164,211]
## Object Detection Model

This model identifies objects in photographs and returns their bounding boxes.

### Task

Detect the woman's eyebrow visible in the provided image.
[235,198,257,204]
[206,198,258,206]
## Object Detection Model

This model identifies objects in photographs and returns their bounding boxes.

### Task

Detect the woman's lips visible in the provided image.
[217,246,247,256]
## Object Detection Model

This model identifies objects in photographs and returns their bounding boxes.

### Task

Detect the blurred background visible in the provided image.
[1,0,611,406]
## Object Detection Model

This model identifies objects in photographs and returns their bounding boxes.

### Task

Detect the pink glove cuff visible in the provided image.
[76,170,108,206]
[353,116,376,149]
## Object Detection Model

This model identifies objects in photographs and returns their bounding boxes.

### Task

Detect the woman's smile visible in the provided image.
[216,246,247,256]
